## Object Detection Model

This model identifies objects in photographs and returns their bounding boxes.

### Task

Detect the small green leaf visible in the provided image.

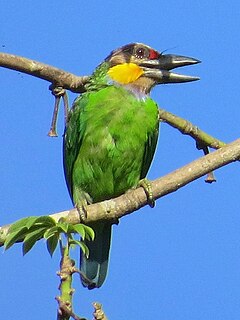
[25,216,39,229]
[35,216,56,227]
[69,239,89,258]
[73,224,86,239]
[8,217,32,233]
[68,238,79,248]
[56,222,69,233]
[43,226,59,239]
[46,235,59,257]
[64,223,75,233]
[4,227,28,250]
[23,227,46,255]
[79,241,90,258]
[84,225,95,241]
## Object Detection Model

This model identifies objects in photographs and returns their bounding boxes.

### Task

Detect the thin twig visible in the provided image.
[48,92,61,137]
[196,141,216,183]
[159,108,225,150]
[48,86,68,137]
[63,91,70,125]
[72,267,94,288]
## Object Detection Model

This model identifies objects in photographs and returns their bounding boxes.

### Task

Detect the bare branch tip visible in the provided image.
[47,130,58,137]
[93,302,108,320]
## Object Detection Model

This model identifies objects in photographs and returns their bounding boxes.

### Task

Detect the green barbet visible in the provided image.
[63,43,199,289]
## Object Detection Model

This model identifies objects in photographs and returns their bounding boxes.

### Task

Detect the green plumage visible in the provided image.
[63,43,199,289]
[63,62,159,289]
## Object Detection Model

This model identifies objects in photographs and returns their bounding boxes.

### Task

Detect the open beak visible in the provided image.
[143,54,201,84]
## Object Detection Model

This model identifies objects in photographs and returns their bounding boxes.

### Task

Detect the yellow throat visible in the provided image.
[107,63,144,85]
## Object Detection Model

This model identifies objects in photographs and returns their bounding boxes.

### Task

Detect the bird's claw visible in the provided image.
[74,191,93,222]
[76,202,88,222]
[138,178,155,208]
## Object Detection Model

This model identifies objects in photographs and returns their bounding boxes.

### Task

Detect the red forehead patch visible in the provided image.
[149,49,159,60]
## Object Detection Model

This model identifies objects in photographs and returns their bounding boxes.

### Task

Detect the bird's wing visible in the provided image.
[140,116,159,179]
[63,95,88,195]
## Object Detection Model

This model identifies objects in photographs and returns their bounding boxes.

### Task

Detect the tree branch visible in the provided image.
[158,109,226,150]
[56,240,74,320]
[0,52,225,150]
[1,138,239,246]
[0,52,89,93]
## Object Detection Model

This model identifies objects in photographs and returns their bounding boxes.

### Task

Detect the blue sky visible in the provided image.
[1,1,240,319]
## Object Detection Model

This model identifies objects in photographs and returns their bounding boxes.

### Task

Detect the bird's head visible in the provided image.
[105,43,200,94]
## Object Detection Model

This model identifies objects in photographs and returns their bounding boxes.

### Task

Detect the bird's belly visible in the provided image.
[74,133,144,203]
[71,92,158,204]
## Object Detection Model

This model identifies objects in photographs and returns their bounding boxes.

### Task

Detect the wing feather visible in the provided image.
[63,95,88,195]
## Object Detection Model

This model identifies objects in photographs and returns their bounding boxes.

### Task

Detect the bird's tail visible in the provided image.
[80,222,112,289]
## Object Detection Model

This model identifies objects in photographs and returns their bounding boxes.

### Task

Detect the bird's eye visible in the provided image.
[135,47,147,59]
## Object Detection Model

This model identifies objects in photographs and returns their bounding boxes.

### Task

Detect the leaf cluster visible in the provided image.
[4,216,94,257]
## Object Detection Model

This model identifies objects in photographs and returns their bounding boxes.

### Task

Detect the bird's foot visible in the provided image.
[138,178,155,208]
[76,202,88,222]
[74,192,93,222]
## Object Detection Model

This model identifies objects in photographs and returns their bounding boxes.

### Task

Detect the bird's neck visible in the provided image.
[85,62,110,91]
[87,62,155,97]
[122,77,155,95]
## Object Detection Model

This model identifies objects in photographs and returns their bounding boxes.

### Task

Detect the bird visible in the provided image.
[63,43,200,289]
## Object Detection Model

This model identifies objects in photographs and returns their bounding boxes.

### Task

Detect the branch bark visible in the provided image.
[0,52,89,93]
[158,109,226,149]
[93,303,108,320]
[1,138,239,246]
